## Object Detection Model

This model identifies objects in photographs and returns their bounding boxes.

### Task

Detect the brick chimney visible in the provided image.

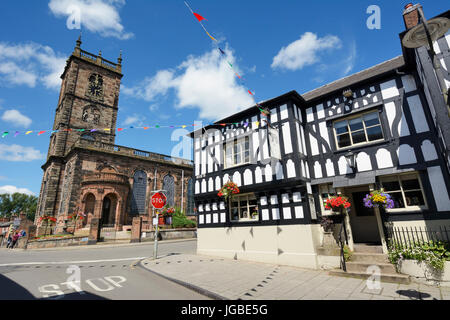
[403,3,423,29]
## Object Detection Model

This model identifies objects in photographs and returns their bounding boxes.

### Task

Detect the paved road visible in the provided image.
[0,239,209,300]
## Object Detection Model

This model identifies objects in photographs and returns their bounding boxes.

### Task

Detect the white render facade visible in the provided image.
[190,7,450,269]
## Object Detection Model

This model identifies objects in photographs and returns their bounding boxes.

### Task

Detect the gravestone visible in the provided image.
[88,218,100,245]
[131,216,142,243]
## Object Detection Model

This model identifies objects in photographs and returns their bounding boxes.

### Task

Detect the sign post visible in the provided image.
[151,190,167,260]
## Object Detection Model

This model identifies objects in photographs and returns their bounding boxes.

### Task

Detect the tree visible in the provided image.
[0,193,38,221]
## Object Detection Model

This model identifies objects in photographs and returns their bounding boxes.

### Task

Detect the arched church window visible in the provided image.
[186,178,194,215]
[130,170,147,215]
[87,74,103,99]
[163,175,175,207]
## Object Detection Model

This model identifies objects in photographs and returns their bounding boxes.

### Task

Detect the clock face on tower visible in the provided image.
[87,74,104,100]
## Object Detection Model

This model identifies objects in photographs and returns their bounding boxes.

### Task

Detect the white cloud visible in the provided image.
[48,0,133,40]
[0,144,45,162]
[0,185,35,196]
[122,114,146,126]
[0,42,66,90]
[342,42,357,76]
[1,110,32,128]
[271,32,342,71]
[124,47,254,120]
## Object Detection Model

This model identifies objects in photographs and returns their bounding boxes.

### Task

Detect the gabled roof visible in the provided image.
[301,55,405,102]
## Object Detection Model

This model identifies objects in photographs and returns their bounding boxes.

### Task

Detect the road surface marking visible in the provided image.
[0,257,147,267]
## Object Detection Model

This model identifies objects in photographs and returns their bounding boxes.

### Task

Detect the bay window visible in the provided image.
[230,194,259,222]
[224,136,250,168]
[380,173,427,212]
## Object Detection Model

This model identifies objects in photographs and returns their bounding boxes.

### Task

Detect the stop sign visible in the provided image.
[151,192,167,209]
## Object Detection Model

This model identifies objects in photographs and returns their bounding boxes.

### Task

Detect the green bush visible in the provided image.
[171,207,197,229]
[343,245,352,262]
[388,240,450,271]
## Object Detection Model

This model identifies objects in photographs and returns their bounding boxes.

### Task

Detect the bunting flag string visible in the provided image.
[0,121,267,139]
[184,1,269,116]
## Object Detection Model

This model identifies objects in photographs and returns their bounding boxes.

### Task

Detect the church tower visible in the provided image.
[36,37,123,222]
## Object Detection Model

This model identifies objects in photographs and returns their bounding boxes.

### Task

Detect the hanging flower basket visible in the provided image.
[324,196,351,215]
[363,189,394,209]
[38,216,57,226]
[162,207,175,217]
[217,181,240,201]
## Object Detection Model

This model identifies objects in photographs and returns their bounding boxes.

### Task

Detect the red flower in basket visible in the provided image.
[324,196,351,211]
[218,181,240,200]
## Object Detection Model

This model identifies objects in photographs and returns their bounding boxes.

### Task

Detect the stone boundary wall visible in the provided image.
[23,236,90,249]
[398,260,450,287]
[141,228,197,241]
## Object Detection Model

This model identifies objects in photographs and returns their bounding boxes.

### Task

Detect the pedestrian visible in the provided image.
[6,233,12,248]
[10,232,19,249]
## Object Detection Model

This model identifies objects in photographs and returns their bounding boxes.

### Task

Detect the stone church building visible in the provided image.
[35,37,194,234]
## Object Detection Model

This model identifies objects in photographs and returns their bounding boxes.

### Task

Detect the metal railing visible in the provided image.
[385,225,450,249]
[338,222,348,272]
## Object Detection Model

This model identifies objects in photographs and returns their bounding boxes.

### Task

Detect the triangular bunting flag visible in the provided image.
[1,132,9,138]
[14,131,20,137]
[38,131,46,136]
[193,12,206,22]
[118,128,124,132]
[26,131,33,135]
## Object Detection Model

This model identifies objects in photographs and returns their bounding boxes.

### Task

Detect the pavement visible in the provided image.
[140,253,450,300]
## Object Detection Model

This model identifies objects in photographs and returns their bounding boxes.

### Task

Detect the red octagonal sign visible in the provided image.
[151,192,167,209]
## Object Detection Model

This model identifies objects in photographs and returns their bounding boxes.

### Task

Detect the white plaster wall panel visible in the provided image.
[316,104,325,119]
[421,140,438,162]
[261,209,269,221]
[338,156,352,175]
[208,133,213,145]
[212,203,218,211]
[199,215,204,224]
[252,131,260,161]
[213,213,219,223]
[293,104,299,119]
[282,123,293,154]
[205,203,210,211]
[223,174,230,184]
[356,152,372,172]
[243,169,253,185]
[399,113,411,137]
[376,148,394,169]
[280,104,288,120]
[307,182,312,194]
[298,106,303,122]
[295,123,302,154]
[207,149,213,173]
[215,176,221,190]
[271,195,278,205]
[353,101,359,109]
[300,126,307,154]
[319,121,330,153]
[255,167,263,184]
[314,161,323,178]
[199,204,204,212]
[220,202,225,210]
[251,116,258,130]
[195,181,200,194]
[407,95,429,133]
[194,138,200,150]
[206,214,211,224]
[275,162,284,180]
[195,151,200,176]
[233,171,242,186]
[283,207,292,220]
[201,179,206,193]
[262,131,269,159]
[397,144,417,165]
[306,107,314,122]
[270,108,278,123]
[260,196,268,206]
[294,206,304,219]
[309,132,319,156]
[401,74,417,93]
[385,101,397,136]
[282,194,290,204]
[325,159,335,177]
[215,144,221,167]
[293,192,302,202]
[201,149,206,174]
[427,166,450,212]
[272,208,280,220]
[208,178,214,192]
[220,212,226,223]
[265,164,273,182]
[286,159,296,178]
[305,162,310,179]
[301,161,306,178]
[380,79,400,100]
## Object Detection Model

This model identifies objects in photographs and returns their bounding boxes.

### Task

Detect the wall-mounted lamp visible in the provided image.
[345,150,357,172]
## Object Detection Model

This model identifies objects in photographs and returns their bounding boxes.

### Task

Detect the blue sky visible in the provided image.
[0,0,447,196]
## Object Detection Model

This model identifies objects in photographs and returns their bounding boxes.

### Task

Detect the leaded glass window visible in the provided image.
[163,175,175,207]
[131,170,147,214]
